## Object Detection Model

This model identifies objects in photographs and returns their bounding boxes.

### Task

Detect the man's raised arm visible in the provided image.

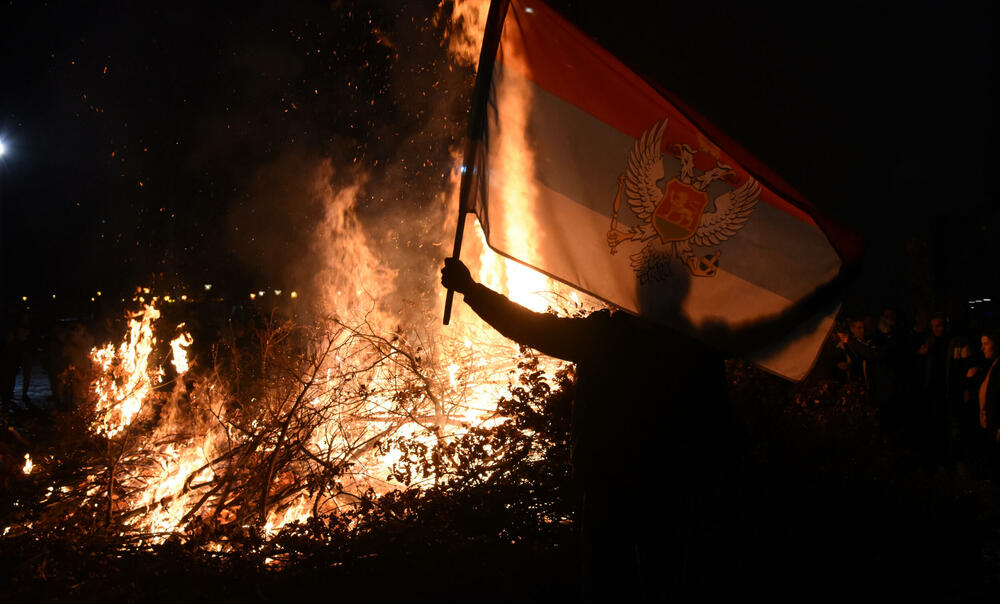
[441,258,593,363]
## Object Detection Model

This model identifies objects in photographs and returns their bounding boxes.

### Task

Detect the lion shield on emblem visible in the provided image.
[607,119,760,282]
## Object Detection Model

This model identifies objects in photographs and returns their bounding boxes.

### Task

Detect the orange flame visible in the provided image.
[169,328,193,375]
[441,0,491,67]
[91,304,162,438]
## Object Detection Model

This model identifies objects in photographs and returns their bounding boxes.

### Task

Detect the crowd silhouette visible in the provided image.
[820,306,1000,482]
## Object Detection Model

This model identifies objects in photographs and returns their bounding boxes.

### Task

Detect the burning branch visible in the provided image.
[12,264,576,552]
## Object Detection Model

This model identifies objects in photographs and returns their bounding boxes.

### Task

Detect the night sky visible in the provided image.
[2,0,469,302]
[2,0,997,316]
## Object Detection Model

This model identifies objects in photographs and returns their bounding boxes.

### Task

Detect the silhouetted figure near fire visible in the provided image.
[967,331,1000,481]
[3,309,37,413]
[872,308,907,431]
[841,316,875,388]
[917,314,950,467]
[441,256,850,602]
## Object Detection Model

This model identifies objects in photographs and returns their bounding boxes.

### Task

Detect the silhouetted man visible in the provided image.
[441,253,856,601]
[442,257,733,601]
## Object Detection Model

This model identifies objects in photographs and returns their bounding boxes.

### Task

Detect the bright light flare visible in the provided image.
[0,140,6,157]
[22,454,33,475]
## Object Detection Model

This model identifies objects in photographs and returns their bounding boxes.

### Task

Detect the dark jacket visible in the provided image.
[969,358,1000,434]
[461,283,729,485]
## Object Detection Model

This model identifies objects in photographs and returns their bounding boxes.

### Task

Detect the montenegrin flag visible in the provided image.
[462,0,862,380]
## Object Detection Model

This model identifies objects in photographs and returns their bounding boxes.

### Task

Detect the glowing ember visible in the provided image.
[22,453,33,475]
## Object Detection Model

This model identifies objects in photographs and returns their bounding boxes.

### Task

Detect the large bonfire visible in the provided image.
[28,211,589,545]
[3,0,600,552]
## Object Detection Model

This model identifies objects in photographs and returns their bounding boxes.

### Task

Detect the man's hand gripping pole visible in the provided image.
[442,209,467,326]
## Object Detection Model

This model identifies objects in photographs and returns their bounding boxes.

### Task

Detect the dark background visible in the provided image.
[1,0,996,318]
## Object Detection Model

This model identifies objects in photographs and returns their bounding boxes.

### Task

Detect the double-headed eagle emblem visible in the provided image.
[606,119,760,282]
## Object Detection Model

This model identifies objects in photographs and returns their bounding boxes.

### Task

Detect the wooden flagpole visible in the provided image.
[443,0,511,325]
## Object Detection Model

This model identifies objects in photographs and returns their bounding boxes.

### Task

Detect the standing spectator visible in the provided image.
[922,314,950,394]
[873,307,907,431]
[967,331,1000,481]
[64,322,94,408]
[822,323,852,383]
[898,309,930,443]
[46,322,72,410]
[947,321,981,477]
[2,309,37,412]
[918,314,950,466]
[2,310,17,415]
[843,316,876,391]
[13,310,35,407]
